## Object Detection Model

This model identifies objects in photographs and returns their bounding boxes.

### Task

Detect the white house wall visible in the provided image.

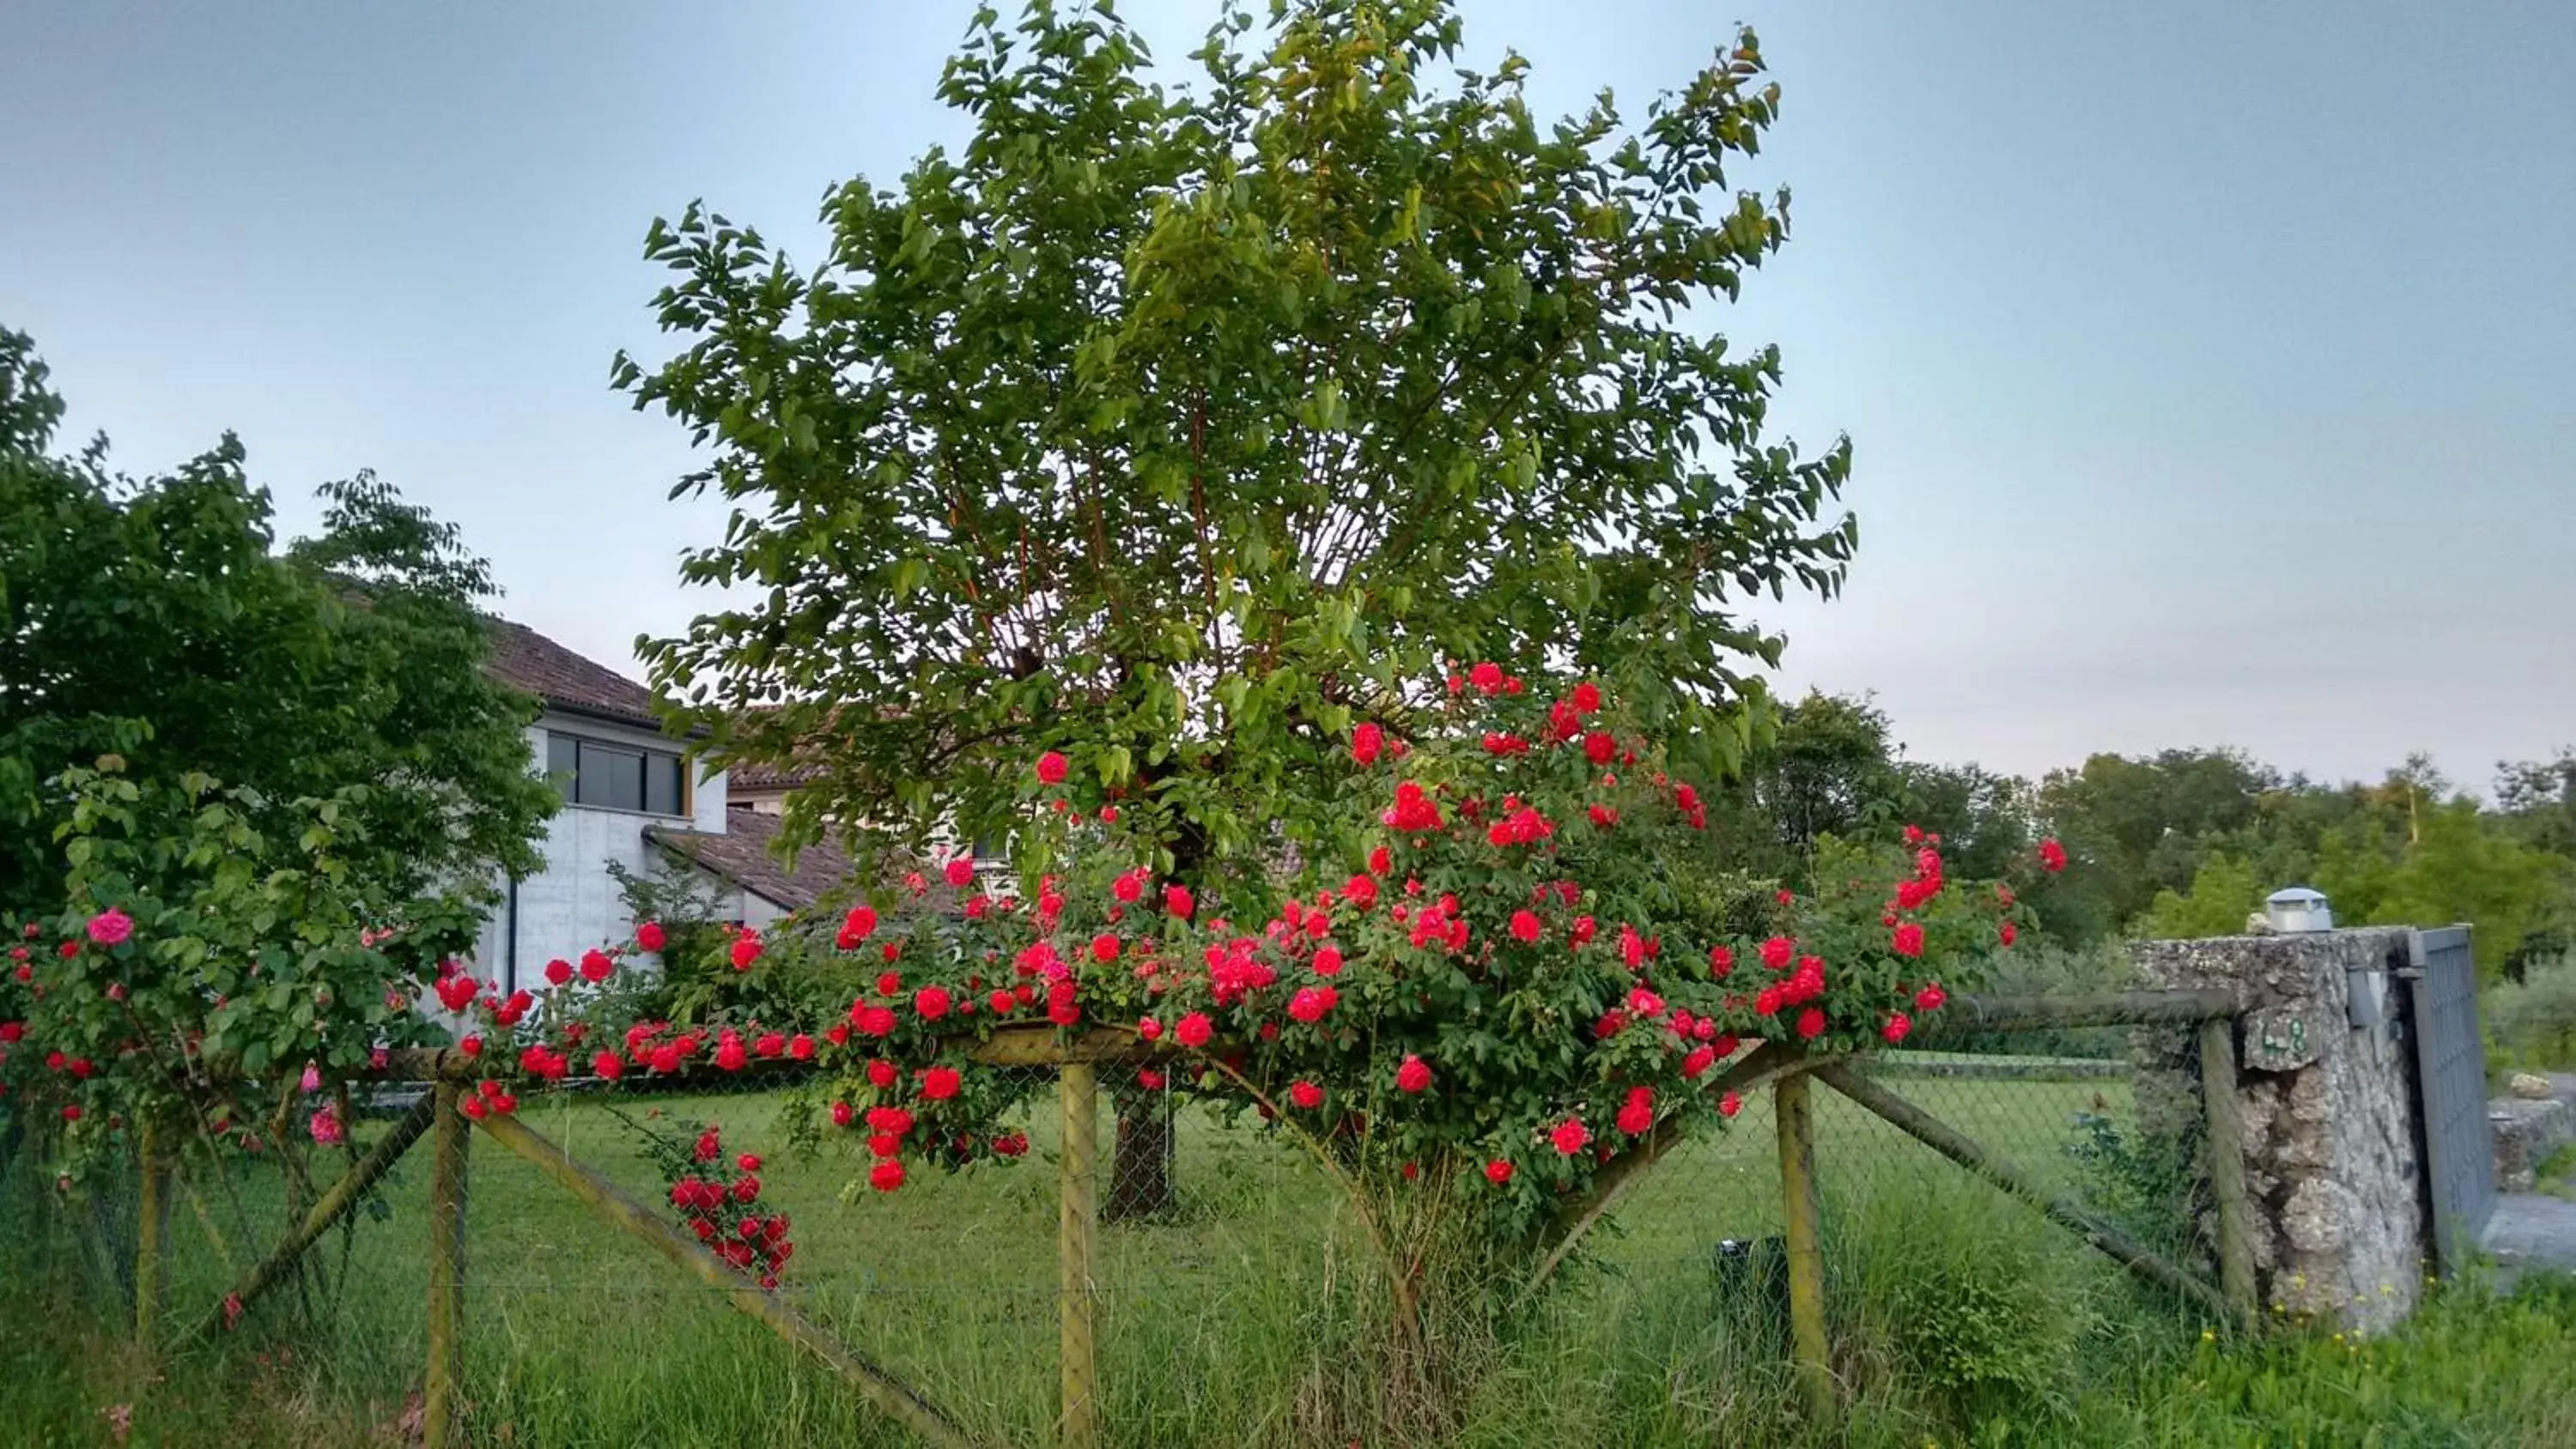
[466,712,746,996]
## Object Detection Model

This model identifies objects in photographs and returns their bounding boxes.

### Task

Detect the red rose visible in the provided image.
[1795,1008,1826,1040]
[914,985,952,1021]
[916,1065,959,1100]
[1485,1159,1515,1185]
[1759,937,1794,971]
[1091,933,1121,963]
[866,1058,898,1088]
[1571,681,1602,713]
[1468,662,1504,694]
[580,949,615,984]
[1682,1045,1717,1078]
[842,906,878,943]
[543,957,574,987]
[830,1100,854,1128]
[1616,1088,1655,1136]
[869,1161,906,1193]
[1036,751,1068,785]
[1914,983,1947,1012]
[1394,1055,1431,1094]
[2038,839,2068,873]
[1999,922,2019,947]
[635,921,666,953]
[1550,1118,1591,1155]
[1718,1091,1743,1119]
[1891,923,1925,959]
[1367,846,1392,876]
[730,932,762,971]
[434,974,479,1013]
[1352,722,1384,767]
[1165,884,1195,919]
[1882,1010,1912,1044]
[1288,1081,1324,1110]
[1175,1012,1213,1048]
[1510,910,1543,944]
[944,858,976,888]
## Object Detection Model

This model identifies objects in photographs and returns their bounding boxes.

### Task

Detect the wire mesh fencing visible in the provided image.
[2,998,2250,1448]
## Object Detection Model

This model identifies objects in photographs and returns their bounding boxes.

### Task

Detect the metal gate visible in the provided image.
[2407,925,2493,1276]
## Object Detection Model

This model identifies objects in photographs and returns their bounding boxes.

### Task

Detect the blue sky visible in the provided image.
[6,1,2569,790]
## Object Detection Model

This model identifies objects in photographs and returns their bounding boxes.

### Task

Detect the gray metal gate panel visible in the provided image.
[2408,925,2493,1276]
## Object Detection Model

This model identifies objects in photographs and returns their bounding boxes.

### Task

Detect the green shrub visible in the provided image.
[1933,941,2142,1058]
[1834,1176,2103,1426]
[2487,951,2576,1075]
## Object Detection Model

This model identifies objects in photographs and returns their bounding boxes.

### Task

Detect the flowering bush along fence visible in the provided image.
[1,672,2259,1446]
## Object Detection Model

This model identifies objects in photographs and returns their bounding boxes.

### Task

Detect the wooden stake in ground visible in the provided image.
[1058,1063,1103,1449]
[422,1081,469,1449]
[1775,1071,1835,1422]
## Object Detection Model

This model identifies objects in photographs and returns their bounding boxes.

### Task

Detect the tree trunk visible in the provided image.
[1104,1090,1176,1222]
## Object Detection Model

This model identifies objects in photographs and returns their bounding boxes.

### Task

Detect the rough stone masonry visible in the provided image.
[2130,927,2426,1334]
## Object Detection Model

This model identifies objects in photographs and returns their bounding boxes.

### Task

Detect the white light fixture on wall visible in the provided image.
[2265,887,2334,934]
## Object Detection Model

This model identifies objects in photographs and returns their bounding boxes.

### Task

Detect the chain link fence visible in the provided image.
[3,1003,2239,1448]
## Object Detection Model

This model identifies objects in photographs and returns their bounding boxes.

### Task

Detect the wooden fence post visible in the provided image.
[423,1081,468,1449]
[1058,1063,1102,1449]
[1774,1072,1834,1422]
[134,1118,167,1341]
[2198,1017,2257,1318]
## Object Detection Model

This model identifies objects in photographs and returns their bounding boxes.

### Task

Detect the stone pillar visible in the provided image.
[2130,927,2425,1333]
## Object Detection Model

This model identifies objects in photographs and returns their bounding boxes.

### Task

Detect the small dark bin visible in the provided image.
[1712,1234,1792,1341]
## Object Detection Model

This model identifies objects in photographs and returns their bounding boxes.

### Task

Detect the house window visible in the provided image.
[547,733,688,816]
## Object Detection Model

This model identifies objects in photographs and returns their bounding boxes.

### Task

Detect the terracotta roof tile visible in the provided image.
[484,619,661,727]
[646,808,858,914]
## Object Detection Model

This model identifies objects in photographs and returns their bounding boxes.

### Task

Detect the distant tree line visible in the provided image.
[1707,691,2574,982]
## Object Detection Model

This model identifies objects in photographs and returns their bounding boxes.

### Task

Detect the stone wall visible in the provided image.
[2130,928,2425,1334]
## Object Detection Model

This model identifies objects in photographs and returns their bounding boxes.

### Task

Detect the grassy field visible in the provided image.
[6,1071,2574,1447]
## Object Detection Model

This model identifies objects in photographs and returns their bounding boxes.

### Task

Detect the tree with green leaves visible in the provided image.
[623,3,1853,1210]
[0,326,556,913]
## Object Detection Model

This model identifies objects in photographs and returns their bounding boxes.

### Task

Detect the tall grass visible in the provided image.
[6,1077,2573,1447]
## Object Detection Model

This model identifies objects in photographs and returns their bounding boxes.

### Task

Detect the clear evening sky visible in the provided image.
[6,2,2568,791]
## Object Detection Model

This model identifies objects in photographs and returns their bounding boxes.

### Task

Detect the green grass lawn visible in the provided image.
[6,1073,2573,1447]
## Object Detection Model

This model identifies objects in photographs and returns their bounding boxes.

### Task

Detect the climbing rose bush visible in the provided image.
[622,670,2054,1252]
[0,766,495,1179]
[9,673,2065,1303]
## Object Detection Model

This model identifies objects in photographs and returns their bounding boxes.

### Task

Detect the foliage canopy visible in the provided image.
[621,0,1854,892]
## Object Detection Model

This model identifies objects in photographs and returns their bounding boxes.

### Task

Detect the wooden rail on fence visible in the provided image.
[1911,988,2239,1035]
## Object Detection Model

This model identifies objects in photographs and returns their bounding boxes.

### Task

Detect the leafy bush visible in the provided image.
[1,762,493,1180]
[2487,950,2576,1076]
[1926,941,2141,1059]
[2136,853,2262,940]
[2063,1109,2206,1264]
